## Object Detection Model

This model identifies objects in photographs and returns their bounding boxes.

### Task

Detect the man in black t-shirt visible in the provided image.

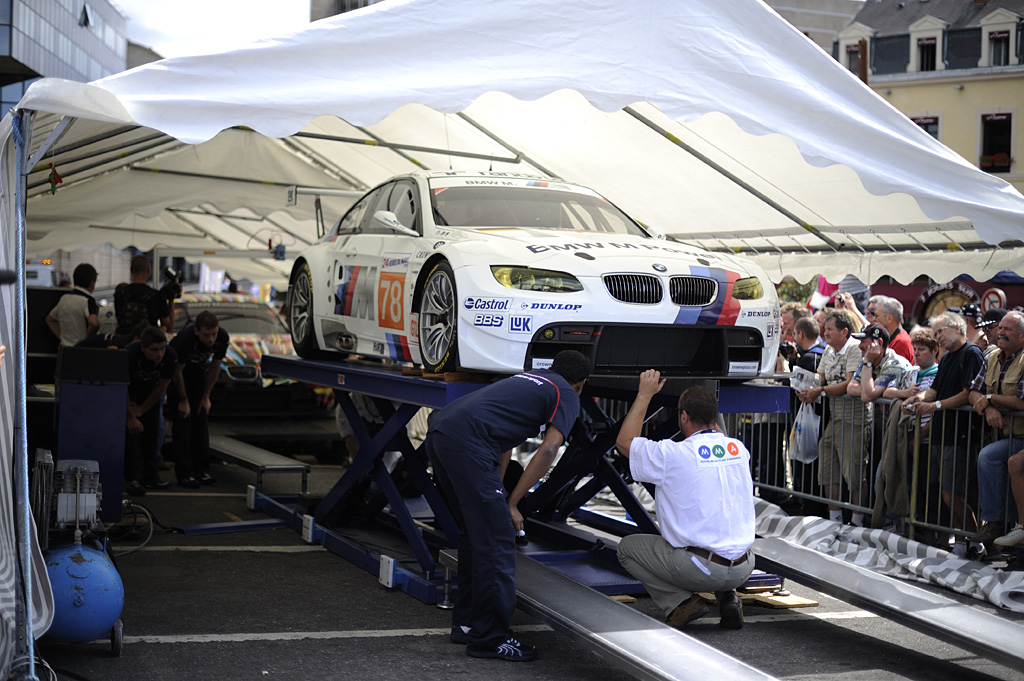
[906,311,985,552]
[124,327,177,496]
[424,350,589,662]
[169,310,229,488]
[114,255,172,333]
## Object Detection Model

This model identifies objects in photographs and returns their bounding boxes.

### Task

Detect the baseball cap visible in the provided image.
[951,303,982,322]
[976,307,1007,330]
[852,323,890,347]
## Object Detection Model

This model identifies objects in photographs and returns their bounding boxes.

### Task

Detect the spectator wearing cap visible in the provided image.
[956,303,984,346]
[871,296,914,365]
[848,323,913,403]
[968,311,1024,550]
[978,308,1008,360]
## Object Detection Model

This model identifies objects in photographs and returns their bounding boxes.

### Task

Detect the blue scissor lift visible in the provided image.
[255,354,788,603]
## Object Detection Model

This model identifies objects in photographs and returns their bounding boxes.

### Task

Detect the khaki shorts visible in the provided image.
[818,417,870,488]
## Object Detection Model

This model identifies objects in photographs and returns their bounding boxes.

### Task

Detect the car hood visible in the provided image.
[441,228,751,275]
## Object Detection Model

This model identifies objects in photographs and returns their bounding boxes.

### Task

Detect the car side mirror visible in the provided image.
[373,210,418,237]
[644,224,667,240]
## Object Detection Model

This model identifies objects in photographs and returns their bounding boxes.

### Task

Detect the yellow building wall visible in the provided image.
[874,72,1024,196]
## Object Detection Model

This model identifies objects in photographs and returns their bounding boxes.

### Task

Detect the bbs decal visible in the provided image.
[473,314,504,328]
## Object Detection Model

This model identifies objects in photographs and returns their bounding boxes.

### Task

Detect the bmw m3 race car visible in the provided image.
[288,172,779,377]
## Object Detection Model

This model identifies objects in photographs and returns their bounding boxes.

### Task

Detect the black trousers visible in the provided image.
[425,430,515,652]
[125,404,162,485]
[170,384,211,480]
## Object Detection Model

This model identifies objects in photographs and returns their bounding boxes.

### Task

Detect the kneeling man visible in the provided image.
[616,371,755,629]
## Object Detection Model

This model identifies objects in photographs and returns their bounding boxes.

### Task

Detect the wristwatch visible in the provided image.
[986,393,994,404]
[935,400,942,410]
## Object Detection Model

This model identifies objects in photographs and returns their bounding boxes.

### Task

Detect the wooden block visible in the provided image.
[442,371,494,383]
[401,368,423,376]
[420,372,445,380]
[610,594,637,603]
[751,593,819,609]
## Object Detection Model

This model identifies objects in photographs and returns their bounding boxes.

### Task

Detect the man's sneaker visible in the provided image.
[144,480,172,490]
[466,637,537,662]
[126,480,146,497]
[450,625,471,645]
[666,594,711,629]
[716,591,744,630]
[178,477,201,489]
[198,472,216,485]
[995,523,1024,547]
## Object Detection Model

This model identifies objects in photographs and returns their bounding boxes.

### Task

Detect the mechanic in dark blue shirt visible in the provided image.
[169,310,229,488]
[124,327,178,496]
[425,349,590,662]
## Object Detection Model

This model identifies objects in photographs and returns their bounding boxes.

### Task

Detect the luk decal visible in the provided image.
[335,264,377,320]
[509,316,533,333]
[464,297,510,311]
[521,302,582,312]
[473,314,504,328]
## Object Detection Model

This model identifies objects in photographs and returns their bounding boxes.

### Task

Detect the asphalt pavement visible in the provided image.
[35,458,1024,681]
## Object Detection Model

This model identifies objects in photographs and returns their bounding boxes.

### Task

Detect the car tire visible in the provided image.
[418,261,458,373]
[290,262,318,358]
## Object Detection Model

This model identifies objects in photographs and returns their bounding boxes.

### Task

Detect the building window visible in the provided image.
[990,31,1009,66]
[913,117,939,140]
[846,43,860,73]
[918,38,936,71]
[980,113,1013,173]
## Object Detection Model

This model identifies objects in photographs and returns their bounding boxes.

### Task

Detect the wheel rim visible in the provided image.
[419,270,455,366]
[292,269,312,344]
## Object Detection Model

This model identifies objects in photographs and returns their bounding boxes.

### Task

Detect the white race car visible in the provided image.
[288,172,779,377]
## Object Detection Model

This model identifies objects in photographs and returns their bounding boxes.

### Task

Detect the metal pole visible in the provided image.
[12,109,39,681]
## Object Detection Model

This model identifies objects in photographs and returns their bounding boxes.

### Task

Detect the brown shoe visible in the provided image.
[666,594,711,629]
[977,521,1006,546]
[716,590,744,629]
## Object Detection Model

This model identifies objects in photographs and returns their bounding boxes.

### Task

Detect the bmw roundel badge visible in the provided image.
[652,263,667,272]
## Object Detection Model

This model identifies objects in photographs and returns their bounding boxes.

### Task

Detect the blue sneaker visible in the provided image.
[466,636,538,662]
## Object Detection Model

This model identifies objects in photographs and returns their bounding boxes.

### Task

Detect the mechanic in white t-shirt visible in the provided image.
[615,372,755,630]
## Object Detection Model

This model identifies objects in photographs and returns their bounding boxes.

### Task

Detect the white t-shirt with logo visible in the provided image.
[628,431,755,560]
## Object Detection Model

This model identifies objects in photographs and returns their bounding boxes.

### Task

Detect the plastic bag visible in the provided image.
[789,402,820,463]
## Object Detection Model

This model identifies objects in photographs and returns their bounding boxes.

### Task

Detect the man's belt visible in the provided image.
[685,546,748,567]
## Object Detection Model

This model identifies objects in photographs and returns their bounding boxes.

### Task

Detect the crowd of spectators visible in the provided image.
[764,279,1024,562]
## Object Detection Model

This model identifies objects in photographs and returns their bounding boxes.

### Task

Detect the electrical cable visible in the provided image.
[113,503,155,557]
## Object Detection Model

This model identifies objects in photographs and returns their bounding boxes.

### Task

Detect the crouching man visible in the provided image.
[616,371,755,629]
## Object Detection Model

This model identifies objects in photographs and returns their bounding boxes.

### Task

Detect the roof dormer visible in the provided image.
[837,22,875,74]
[978,8,1021,67]
[908,15,948,72]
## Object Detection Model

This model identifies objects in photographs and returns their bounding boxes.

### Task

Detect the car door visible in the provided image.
[334,180,422,361]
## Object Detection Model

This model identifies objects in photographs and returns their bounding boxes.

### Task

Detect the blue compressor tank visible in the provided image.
[45,543,124,643]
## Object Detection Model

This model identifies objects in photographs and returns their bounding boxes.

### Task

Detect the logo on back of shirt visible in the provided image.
[696,439,744,466]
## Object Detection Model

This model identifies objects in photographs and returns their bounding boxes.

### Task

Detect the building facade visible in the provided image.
[765,0,865,52]
[836,0,1023,195]
[0,0,127,117]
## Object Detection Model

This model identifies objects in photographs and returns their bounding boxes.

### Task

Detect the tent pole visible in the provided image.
[622,106,842,252]
[455,112,559,178]
[11,109,40,681]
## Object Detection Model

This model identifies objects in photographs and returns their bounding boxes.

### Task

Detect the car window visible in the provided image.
[430,186,646,236]
[357,184,393,234]
[173,303,287,334]
[336,186,383,235]
[388,180,419,232]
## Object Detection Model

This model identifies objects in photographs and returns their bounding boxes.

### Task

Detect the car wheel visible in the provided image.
[290,262,318,358]
[418,261,458,373]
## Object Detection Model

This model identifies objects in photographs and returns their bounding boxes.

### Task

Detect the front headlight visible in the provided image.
[731,276,764,300]
[491,266,583,293]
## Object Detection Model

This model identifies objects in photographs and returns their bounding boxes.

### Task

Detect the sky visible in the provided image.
[112,0,312,59]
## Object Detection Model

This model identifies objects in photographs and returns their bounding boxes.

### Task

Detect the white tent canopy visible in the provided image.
[6,0,1024,286]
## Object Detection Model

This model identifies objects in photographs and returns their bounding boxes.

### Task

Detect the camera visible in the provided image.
[161,266,184,302]
[779,340,797,361]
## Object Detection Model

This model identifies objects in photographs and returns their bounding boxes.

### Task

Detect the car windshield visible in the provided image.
[174,303,286,335]
[430,185,647,236]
